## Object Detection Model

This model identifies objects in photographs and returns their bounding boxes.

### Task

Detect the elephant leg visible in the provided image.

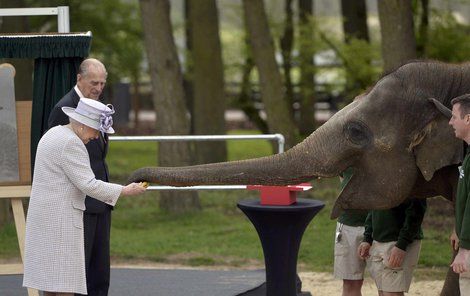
[440,249,460,296]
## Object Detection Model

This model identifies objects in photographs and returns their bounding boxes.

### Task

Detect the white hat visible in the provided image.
[62,98,115,134]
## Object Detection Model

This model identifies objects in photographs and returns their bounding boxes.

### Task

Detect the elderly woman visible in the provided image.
[23,98,146,296]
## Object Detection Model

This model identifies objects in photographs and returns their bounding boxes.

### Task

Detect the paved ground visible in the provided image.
[0,268,265,296]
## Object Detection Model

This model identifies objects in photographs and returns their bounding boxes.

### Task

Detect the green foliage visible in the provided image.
[307,13,382,103]
[26,0,144,84]
[315,29,382,103]
[425,11,470,62]
[337,38,382,101]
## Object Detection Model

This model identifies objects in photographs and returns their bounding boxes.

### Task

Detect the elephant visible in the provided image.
[130,61,468,215]
[129,60,470,295]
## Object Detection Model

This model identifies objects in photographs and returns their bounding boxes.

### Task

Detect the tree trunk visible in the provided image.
[341,0,369,42]
[189,0,227,164]
[415,0,430,57]
[238,54,269,134]
[131,76,140,130]
[242,0,299,149]
[377,0,417,72]
[340,0,371,96]
[297,0,316,136]
[184,0,195,134]
[280,0,295,119]
[139,0,200,213]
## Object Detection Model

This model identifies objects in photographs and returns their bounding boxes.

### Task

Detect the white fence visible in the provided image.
[109,134,285,191]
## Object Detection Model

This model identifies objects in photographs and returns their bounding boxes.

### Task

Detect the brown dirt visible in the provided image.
[300,271,443,296]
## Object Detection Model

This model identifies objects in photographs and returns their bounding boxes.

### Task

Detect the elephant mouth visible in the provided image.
[330,194,347,219]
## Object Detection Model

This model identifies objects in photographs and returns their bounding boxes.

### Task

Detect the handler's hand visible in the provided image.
[450,229,459,251]
[387,246,405,268]
[122,182,147,196]
[357,242,371,260]
[451,248,470,274]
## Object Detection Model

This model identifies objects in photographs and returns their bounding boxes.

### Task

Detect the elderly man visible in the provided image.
[48,58,112,296]
[449,93,470,296]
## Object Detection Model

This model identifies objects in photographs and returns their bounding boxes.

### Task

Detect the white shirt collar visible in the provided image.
[74,85,85,98]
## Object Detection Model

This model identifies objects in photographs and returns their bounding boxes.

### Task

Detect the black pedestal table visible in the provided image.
[237,198,325,296]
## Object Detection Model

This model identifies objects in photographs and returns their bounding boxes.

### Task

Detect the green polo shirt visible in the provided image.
[456,153,470,249]
[363,199,426,251]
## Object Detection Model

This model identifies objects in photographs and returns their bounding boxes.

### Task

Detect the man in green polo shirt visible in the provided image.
[334,168,368,296]
[449,93,470,295]
[357,199,426,296]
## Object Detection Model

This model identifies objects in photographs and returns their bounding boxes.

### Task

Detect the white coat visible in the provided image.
[23,125,123,294]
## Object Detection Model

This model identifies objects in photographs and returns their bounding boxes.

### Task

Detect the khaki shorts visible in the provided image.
[333,223,366,280]
[368,240,421,293]
[460,272,470,296]
[459,255,470,296]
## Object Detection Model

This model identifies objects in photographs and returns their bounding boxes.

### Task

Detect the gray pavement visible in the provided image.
[0,268,265,296]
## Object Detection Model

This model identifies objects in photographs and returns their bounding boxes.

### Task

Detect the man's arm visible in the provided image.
[388,199,427,268]
[396,199,427,251]
[358,212,373,260]
[451,191,470,273]
[363,211,373,245]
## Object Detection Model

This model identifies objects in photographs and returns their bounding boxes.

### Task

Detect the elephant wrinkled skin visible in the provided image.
[129,61,469,219]
[129,60,469,296]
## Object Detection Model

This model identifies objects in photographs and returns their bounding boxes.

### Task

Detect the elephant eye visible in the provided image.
[344,121,371,147]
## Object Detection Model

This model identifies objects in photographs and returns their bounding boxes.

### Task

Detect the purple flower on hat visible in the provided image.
[100,113,113,132]
[99,104,115,132]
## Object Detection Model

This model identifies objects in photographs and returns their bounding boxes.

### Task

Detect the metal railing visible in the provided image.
[109,134,285,191]
[0,6,70,33]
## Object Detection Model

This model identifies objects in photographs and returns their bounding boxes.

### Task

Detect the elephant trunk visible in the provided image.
[128,116,352,186]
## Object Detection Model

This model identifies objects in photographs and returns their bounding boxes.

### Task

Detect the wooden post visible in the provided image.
[0,186,38,296]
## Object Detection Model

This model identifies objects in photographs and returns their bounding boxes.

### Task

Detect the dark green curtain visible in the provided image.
[0,33,91,174]
[31,57,83,168]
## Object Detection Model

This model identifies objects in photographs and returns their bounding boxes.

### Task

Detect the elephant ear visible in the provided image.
[411,98,463,181]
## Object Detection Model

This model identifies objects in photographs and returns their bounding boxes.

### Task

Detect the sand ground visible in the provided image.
[299,271,443,296]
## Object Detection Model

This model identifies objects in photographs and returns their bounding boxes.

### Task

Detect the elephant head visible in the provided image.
[129,61,470,217]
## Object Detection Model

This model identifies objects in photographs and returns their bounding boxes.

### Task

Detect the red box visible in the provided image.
[247,183,312,206]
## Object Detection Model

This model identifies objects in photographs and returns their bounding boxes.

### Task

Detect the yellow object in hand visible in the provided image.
[140,181,149,188]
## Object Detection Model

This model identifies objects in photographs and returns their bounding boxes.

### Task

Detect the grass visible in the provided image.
[0,130,455,279]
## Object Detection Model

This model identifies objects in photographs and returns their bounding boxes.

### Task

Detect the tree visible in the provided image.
[413,0,430,57]
[139,0,200,213]
[242,0,299,149]
[297,0,316,136]
[377,0,417,71]
[341,0,369,42]
[340,0,373,97]
[188,0,227,164]
[183,0,195,134]
[280,0,295,118]
[237,45,270,134]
